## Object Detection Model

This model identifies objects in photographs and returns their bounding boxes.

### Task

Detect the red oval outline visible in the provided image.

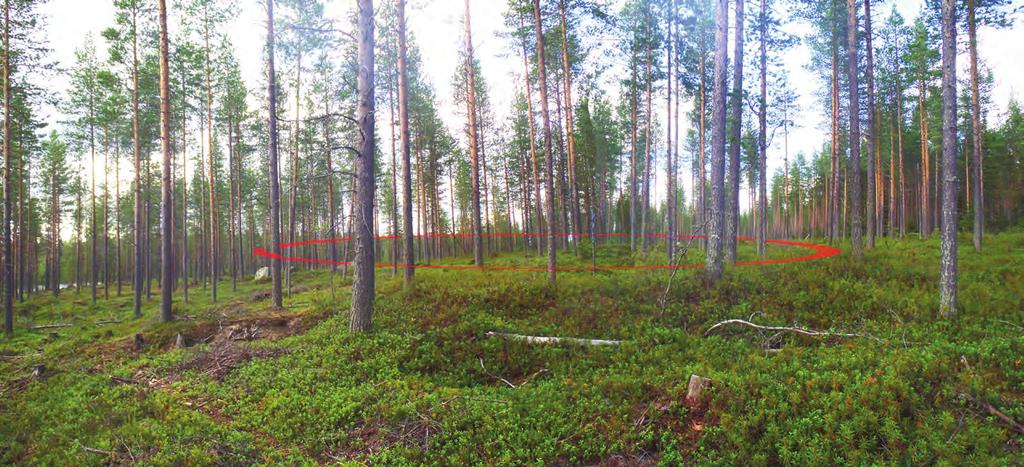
[251,233,841,271]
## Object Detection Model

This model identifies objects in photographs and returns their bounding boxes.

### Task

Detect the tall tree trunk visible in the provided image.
[756,0,768,256]
[847,0,863,258]
[919,79,929,237]
[349,0,376,332]
[181,105,189,302]
[698,26,707,244]
[864,0,876,248]
[287,50,301,294]
[968,0,983,251]
[896,46,906,238]
[725,0,743,263]
[103,130,110,299]
[398,0,414,284]
[939,0,958,318]
[829,0,839,243]
[519,14,543,254]
[266,0,283,309]
[228,113,236,290]
[666,0,676,262]
[707,0,729,280]
[558,0,580,248]
[131,9,143,317]
[235,120,245,277]
[2,0,11,336]
[532,0,557,284]
[641,32,653,252]
[158,0,174,321]
[204,11,218,303]
[629,50,638,252]
[464,0,483,267]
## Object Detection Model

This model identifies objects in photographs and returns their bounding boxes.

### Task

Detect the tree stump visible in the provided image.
[175,333,188,349]
[133,333,144,351]
[32,364,46,379]
[685,374,712,409]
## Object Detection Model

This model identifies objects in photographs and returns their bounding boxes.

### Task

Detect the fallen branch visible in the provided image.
[30,323,72,330]
[479,357,516,388]
[980,400,1024,435]
[704,319,869,339]
[109,376,140,386]
[659,221,708,311]
[95,319,122,326]
[81,446,115,456]
[485,331,621,346]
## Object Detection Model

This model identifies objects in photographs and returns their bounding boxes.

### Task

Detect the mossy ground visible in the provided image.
[1,232,1022,465]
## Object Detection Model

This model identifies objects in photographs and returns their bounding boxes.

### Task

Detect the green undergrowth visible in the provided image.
[1,233,1022,465]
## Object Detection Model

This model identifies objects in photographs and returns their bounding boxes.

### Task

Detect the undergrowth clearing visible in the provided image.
[1,233,1023,465]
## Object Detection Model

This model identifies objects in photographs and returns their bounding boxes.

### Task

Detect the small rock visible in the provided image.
[250,290,272,302]
[254,267,271,282]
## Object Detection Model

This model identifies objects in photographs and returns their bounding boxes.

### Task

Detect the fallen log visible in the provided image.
[30,324,72,330]
[485,331,621,346]
[704,319,869,339]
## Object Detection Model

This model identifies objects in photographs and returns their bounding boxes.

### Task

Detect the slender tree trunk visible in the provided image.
[464,0,483,267]
[707,0,729,280]
[235,120,245,277]
[349,0,376,332]
[897,52,906,238]
[204,12,218,303]
[228,113,236,290]
[698,27,707,243]
[558,0,580,248]
[181,109,189,302]
[158,0,174,321]
[131,9,143,317]
[103,130,109,299]
[519,15,543,254]
[287,50,301,294]
[629,52,638,251]
[848,0,863,257]
[756,0,768,256]
[641,33,653,251]
[864,0,876,248]
[532,0,557,284]
[266,0,283,309]
[919,79,929,237]
[666,0,676,262]
[725,0,743,263]
[2,0,12,336]
[939,0,958,317]
[968,0,983,251]
[397,0,414,284]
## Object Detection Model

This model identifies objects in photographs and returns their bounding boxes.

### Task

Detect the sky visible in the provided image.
[36,0,1024,217]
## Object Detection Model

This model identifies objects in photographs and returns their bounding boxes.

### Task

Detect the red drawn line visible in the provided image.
[252,233,841,271]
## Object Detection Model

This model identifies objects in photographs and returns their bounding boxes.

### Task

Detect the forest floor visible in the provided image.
[1,232,1023,465]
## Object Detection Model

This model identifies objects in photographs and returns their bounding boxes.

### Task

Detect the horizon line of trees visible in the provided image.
[2,0,1021,335]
